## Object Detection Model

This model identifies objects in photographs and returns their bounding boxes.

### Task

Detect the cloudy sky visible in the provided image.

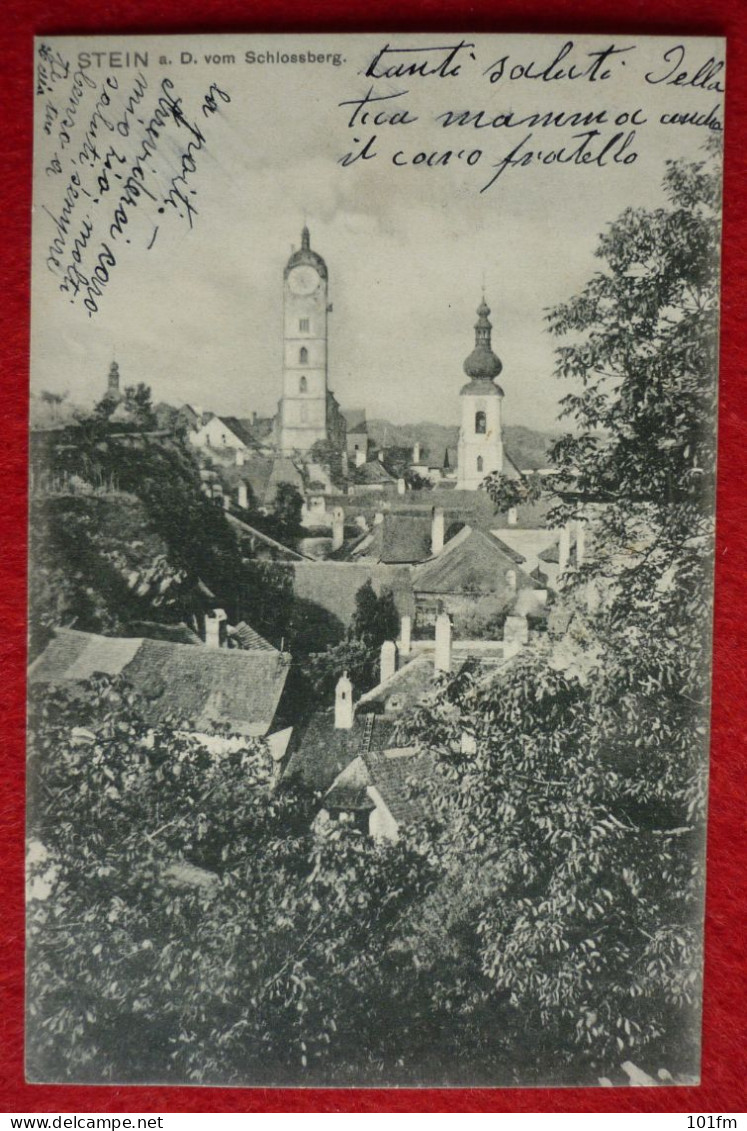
[31,33,724,432]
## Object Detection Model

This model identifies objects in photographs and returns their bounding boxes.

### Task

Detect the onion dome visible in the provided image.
[284,224,328,280]
[460,297,504,396]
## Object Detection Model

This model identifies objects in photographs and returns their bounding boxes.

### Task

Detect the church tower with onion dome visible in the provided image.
[278,225,331,454]
[457,296,505,490]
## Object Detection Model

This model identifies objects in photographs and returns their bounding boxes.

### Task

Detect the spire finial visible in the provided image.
[301,224,310,250]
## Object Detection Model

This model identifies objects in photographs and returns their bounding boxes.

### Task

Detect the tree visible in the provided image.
[270,482,304,539]
[394,143,720,1082]
[309,439,346,489]
[483,470,543,514]
[297,583,402,712]
[26,677,436,1085]
[349,581,399,649]
[122,383,158,430]
[403,468,433,491]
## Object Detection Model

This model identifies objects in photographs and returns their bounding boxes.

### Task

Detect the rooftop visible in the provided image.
[324,746,439,827]
[413,526,537,595]
[346,514,434,565]
[28,628,291,737]
[283,709,398,794]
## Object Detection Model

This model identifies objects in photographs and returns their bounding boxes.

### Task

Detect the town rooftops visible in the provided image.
[356,654,436,715]
[324,747,439,828]
[227,621,277,651]
[283,709,398,795]
[413,526,537,595]
[353,461,396,487]
[219,417,259,449]
[346,514,434,565]
[28,628,291,737]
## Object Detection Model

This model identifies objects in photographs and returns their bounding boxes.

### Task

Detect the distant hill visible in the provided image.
[367,419,557,471]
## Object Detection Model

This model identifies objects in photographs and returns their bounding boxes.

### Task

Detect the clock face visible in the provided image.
[289,266,320,295]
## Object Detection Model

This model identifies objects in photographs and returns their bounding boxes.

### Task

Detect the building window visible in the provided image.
[475,411,486,434]
[299,375,308,393]
[299,346,308,364]
[476,456,484,473]
[299,318,309,332]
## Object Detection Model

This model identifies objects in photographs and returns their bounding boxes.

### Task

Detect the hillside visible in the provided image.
[367,420,556,470]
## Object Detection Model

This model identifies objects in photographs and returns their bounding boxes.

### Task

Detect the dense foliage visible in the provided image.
[27,148,719,1085]
[27,680,438,1085]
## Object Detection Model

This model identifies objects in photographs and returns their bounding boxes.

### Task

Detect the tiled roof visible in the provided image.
[356,655,435,714]
[237,416,275,443]
[123,621,203,646]
[413,526,535,595]
[347,514,433,564]
[236,458,274,504]
[283,709,397,794]
[354,461,396,486]
[292,561,416,624]
[227,621,276,651]
[323,755,374,813]
[229,456,304,508]
[210,416,257,449]
[29,628,290,737]
[323,746,439,827]
[365,747,438,825]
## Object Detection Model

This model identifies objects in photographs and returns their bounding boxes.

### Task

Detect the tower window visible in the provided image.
[299,346,309,364]
[299,318,309,332]
[476,456,484,473]
[299,376,308,393]
[475,411,486,435]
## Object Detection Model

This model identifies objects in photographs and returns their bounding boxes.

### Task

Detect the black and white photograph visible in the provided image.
[27,32,724,1087]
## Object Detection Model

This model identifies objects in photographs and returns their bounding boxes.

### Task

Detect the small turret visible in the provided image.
[107,361,121,402]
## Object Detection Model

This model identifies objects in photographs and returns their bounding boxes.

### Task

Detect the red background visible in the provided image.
[1,0,744,1114]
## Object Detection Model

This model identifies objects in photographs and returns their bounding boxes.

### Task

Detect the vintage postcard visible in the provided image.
[27,32,724,1087]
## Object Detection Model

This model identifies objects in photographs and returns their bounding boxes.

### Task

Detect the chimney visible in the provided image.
[575,518,586,567]
[397,477,406,496]
[558,523,571,574]
[332,506,345,552]
[378,449,385,464]
[235,449,246,467]
[504,613,528,647]
[335,672,354,729]
[373,512,384,526]
[435,612,452,674]
[431,507,445,556]
[413,441,421,464]
[237,482,249,509]
[508,506,518,527]
[223,493,231,510]
[399,614,412,657]
[380,640,397,684]
[204,608,228,648]
[354,448,366,468]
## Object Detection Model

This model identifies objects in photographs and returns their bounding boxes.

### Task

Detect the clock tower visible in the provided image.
[278,226,330,454]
